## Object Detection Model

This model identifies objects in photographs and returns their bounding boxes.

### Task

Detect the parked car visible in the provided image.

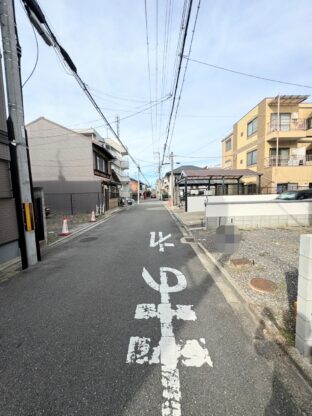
[162,193,169,201]
[276,189,312,200]
[151,193,156,199]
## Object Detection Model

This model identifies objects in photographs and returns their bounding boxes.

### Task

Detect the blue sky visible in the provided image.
[16,0,312,185]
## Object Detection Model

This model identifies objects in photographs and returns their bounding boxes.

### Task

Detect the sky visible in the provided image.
[15,0,312,186]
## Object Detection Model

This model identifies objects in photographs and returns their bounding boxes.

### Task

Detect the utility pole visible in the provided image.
[137,166,140,205]
[116,115,120,138]
[170,151,174,205]
[0,0,38,267]
[154,151,161,200]
[275,94,280,191]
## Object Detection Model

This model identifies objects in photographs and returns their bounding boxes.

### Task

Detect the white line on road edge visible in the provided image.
[150,232,175,252]
[126,267,213,416]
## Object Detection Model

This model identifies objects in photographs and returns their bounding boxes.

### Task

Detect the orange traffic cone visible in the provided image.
[59,217,71,236]
[90,210,96,222]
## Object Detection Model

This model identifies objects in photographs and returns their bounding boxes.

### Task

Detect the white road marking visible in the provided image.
[150,232,175,252]
[127,267,213,416]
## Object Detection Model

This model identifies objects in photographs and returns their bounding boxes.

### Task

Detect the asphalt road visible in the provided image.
[0,200,311,416]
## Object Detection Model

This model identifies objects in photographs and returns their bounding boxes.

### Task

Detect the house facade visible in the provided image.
[222,95,312,192]
[26,117,118,213]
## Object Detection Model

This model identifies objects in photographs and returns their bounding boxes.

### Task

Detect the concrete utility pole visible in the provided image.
[0,0,38,267]
[137,166,140,205]
[116,115,120,138]
[170,151,174,205]
[275,94,280,190]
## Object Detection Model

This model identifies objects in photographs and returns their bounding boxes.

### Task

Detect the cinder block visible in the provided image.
[295,333,312,357]
[298,274,312,300]
[297,295,312,319]
[299,255,312,280]
[300,234,312,257]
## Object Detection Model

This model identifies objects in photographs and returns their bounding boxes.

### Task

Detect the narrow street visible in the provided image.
[0,200,311,416]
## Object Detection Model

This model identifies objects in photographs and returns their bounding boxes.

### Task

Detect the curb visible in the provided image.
[167,207,312,388]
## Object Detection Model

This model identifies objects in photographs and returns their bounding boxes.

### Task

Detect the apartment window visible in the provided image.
[247,149,257,166]
[224,159,232,169]
[225,139,232,151]
[271,113,291,131]
[307,117,312,129]
[269,148,289,166]
[247,117,258,137]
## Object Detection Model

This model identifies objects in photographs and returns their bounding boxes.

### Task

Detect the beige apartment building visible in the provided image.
[222,95,312,192]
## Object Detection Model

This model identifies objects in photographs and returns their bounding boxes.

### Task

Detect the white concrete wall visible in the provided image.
[205,200,312,218]
[296,234,312,356]
[187,194,277,213]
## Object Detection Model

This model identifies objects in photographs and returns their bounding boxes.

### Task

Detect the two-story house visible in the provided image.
[27,117,118,213]
[222,95,312,192]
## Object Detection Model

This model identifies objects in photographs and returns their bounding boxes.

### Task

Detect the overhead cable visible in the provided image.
[160,0,193,166]
[21,0,150,185]
[186,58,312,89]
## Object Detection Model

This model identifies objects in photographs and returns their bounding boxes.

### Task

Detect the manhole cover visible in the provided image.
[249,278,277,293]
[231,258,252,267]
[184,237,194,242]
[80,237,98,243]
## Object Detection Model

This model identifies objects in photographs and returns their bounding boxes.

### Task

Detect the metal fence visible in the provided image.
[45,192,104,215]
[182,184,311,198]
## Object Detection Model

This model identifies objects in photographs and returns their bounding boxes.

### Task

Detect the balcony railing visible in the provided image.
[267,119,307,132]
[120,160,129,170]
[265,154,312,167]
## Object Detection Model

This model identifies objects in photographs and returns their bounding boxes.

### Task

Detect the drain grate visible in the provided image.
[80,237,98,243]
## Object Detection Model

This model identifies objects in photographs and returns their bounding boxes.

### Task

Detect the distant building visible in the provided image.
[222,95,312,192]
[27,117,119,213]
[105,138,130,198]
[129,178,147,199]
[162,165,202,195]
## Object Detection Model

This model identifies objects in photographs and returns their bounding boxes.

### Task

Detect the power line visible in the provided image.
[20,0,150,186]
[144,0,155,158]
[161,0,194,166]
[20,0,39,87]
[186,58,312,89]
[165,0,201,159]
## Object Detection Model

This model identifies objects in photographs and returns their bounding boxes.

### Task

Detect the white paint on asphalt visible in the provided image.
[127,267,213,416]
[150,232,175,252]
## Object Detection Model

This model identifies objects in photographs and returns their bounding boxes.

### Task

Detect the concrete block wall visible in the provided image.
[187,194,277,213]
[296,234,312,357]
[206,214,312,230]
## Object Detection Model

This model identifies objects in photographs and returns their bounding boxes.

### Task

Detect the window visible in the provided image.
[225,139,232,151]
[270,113,291,131]
[307,117,312,129]
[247,149,257,166]
[247,117,258,136]
[94,153,108,173]
[225,159,232,168]
[269,148,289,166]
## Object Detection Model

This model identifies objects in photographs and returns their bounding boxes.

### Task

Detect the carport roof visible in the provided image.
[179,168,262,181]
